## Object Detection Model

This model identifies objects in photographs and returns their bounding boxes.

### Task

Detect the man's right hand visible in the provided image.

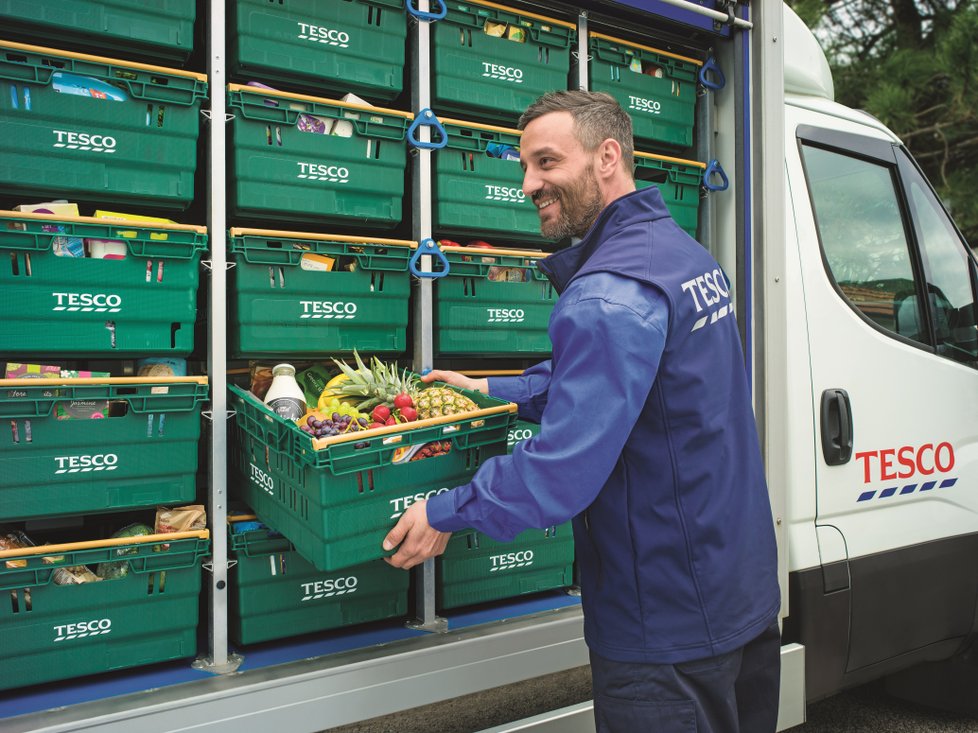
[421,370,489,394]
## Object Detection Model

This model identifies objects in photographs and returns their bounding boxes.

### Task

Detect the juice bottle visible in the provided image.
[264,363,306,421]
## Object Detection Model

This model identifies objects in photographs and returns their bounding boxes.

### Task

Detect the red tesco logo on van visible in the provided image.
[855,442,954,484]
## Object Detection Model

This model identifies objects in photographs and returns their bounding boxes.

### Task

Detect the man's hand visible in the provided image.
[422,369,488,394]
[383,500,451,569]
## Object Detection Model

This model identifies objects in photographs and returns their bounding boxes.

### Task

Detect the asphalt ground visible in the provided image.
[323,668,978,733]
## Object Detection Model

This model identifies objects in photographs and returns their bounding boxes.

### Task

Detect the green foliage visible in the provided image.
[787,0,978,246]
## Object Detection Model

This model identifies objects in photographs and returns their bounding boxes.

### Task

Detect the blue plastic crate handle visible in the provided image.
[699,56,725,91]
[703,159,729,192]
[409,239,450,278]
[405,0,447,21]
[407,108,448,149]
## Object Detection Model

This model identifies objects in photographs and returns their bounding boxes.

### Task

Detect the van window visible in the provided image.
[801,144,927,345]
[902,153,978,365]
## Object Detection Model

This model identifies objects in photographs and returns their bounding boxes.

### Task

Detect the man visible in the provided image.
[382,90,781,732]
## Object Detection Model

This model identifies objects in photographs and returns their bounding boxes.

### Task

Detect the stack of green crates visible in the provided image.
[0,529,209,691]
[434,244,555,355]
[634,152,705,239]
[0,211,207,357]
[0,40,208,209]
[227,229,415,358]
[0,377,209,522]
[431,0,576,124]
[228,383,517,572]
[227,84,412,228]
[438,420,575,609]
[0,0,197,64]
[588,32,701,151]
[433,119,544,244]
[229,0,407,101]
[227,516,409,645]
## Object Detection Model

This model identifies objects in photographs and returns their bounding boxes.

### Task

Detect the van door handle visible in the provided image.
[820,389,853,465]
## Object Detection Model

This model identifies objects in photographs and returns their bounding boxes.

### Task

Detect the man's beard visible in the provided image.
[538,164,604,240]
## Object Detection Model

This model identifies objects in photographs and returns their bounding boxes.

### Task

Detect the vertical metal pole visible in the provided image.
[751,0,788,619]
[695,79,717,255]
[576,12,589,91]
[409,1,447,633]
[198,0,238,672]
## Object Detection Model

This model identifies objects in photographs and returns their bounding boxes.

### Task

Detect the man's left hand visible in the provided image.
[382,500,451,569]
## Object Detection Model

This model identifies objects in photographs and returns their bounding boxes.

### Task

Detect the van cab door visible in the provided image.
[785,106,978,688]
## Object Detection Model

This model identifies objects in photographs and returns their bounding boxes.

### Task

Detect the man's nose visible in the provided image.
[522,168,541,199]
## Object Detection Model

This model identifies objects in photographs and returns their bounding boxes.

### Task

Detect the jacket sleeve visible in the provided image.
[486,360,553,424]
[426,287,668,540]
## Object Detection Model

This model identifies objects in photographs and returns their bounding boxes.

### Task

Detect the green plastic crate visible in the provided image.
[228,84,412,228]
[227,518,408,645]
[634,151,704,239]
[0,41,207,209]
[0,211,206,357]
[228,382,517,572]
[0,377,208,522]
[439,524,574,610]
[440,418,573,609]
[434,119,545,244]
[588,32,701,151]
[0,530,209,691]
[435,244,554,355]
[432,0,576,124]
[227,228,414,358]
[0,1,197,64]
[230,0,406,101]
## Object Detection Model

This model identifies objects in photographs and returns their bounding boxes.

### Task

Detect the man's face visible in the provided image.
[520,111,604,240]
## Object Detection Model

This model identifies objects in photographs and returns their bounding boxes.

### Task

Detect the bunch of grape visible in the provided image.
[299,411,370,439]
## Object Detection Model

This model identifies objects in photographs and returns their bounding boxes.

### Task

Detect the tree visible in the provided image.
[787,0,978,246]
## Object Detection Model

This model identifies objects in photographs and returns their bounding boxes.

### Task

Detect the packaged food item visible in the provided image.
[135,357,187,377]
[249,363,275,402]
[484,20,507,37]
[51,71,128,101]
[96,522,154,580]
[629,57,644,74]
[264,364,306,421]
[156,505,207,550]
[487,266,530,282]
[5,362,61,379]
[13,202,85,257]
[60,369,111,378]
[297,113,333,135]
[52,564,101,585]
[55,399,109,420]
[507,25,526,43]
[299,252,336,271]
[0,530,35,568]
[297,364,333,406]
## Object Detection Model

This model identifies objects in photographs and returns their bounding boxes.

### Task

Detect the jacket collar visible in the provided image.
[536,186,672,293]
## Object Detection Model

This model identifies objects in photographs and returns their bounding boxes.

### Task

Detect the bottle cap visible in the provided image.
[272,363,296,376]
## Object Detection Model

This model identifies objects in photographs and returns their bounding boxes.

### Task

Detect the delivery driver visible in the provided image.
[383,90,781,733]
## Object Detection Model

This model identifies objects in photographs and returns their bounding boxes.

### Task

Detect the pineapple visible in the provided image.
[414,386,479,419]
[330,351,418,412]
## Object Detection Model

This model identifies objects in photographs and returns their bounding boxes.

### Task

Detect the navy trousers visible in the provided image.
[590,622,781,733]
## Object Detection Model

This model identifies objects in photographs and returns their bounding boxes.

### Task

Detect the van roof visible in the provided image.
[783,3,834,100]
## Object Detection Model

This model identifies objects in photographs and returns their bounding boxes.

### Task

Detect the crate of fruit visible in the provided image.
[0,525,209,691]
[228,353,517,572]
[0,376,209,522]
[227,514,409,645]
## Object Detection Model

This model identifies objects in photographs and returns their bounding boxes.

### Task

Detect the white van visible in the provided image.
[771,0,978,719]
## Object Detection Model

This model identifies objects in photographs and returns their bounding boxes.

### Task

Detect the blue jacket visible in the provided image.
[427,186,780,664]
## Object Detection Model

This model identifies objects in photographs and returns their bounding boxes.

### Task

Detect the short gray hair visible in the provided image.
[518,90,634,176]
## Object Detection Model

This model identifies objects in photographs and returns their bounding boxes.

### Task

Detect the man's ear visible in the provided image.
[596,138,623,179]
